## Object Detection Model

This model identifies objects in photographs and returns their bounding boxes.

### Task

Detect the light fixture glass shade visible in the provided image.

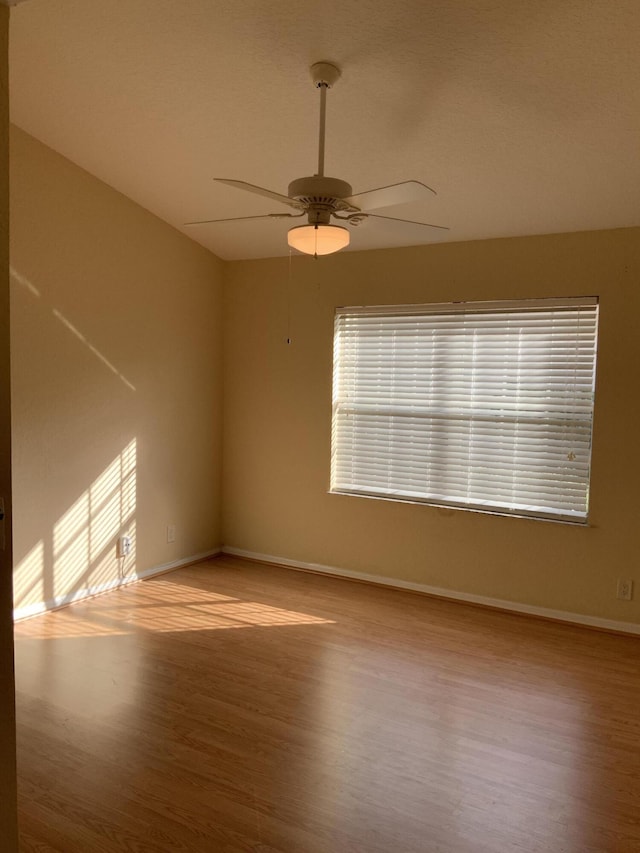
[287,224,350,256]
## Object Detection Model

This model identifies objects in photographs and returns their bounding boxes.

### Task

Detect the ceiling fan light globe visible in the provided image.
[287,224,350,256]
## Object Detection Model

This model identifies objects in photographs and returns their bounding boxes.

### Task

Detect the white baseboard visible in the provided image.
[222,546,640,637]
[13,547,222,621]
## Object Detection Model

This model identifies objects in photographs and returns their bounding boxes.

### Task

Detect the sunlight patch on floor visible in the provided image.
[14,578,334,639]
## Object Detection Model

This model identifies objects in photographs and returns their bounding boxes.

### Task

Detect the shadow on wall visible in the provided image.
[11,266,138,619]
[10,266,136,392]
[13,438,137,619]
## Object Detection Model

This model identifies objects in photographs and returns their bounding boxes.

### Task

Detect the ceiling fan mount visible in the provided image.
[309,60,342,89]
[186,61,448,255]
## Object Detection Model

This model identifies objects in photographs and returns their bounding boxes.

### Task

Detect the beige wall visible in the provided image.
[10,122,640,632]
[10,126,223,616]
[0,7,18,850]
[223,228,640,626]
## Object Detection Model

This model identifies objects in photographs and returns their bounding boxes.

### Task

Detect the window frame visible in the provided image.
[330,297,599,524]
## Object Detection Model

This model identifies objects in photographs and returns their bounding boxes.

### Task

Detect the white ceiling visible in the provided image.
[9,0,640,260]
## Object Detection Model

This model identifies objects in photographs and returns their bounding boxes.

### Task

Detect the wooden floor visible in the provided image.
[13,555,640,853]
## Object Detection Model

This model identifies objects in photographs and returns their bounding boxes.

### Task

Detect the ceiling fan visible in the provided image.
[185,62,448,257]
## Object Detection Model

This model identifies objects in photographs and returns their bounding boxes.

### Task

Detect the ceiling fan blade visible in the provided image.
[365,213,449,231]
[215,179,305,210]
[345,180,436,212]
[184,213,303,226]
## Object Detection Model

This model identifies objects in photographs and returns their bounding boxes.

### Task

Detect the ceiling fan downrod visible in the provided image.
[286,61,354,239]
[311,61,341,178]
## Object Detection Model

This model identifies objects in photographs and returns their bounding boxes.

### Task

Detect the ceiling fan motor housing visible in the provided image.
[288,176,356,224]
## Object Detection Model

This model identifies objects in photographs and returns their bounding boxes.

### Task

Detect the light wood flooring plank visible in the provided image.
[14,555,640,852]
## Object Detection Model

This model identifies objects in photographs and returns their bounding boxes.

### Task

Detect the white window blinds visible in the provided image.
[331,298,598,522]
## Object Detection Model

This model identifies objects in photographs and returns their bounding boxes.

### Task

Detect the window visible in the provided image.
[331,298,598,523]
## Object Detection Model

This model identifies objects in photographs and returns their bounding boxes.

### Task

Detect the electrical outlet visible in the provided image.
[167,524,176,544]
[616,579,633,601]
[116,535,132,559]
